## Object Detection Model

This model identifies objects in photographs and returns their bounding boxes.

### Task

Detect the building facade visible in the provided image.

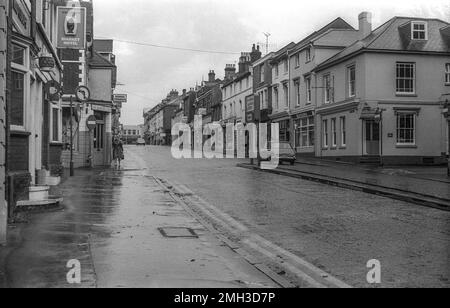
[314,14,450,165]
[6,0,66,210]
[287,18,359,155]
[60,12,117,169]
[270,42,296,142]
[0,0,7,244]
[122,125,143,144]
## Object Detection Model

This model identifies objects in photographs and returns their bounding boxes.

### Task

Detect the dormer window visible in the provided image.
[411,21,428,40]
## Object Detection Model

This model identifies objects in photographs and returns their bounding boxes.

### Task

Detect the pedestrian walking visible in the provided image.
[113,137,124,169]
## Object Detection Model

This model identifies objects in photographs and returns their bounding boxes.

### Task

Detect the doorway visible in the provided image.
[364,120,380,156]
[93,112,106,166]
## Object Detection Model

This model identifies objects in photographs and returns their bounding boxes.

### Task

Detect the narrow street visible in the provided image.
[127,146,450,288]
[1,145,449,288]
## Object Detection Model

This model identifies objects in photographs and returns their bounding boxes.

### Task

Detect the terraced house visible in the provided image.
[287,17,360,155]
[315,13,450,165]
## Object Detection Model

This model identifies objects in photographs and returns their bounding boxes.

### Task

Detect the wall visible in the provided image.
[0,0,7,244]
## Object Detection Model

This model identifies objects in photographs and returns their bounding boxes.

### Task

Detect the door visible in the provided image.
[93,113,106,166]
[364,121,380,156]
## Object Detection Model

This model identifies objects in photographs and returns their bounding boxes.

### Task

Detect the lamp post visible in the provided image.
[70,95,75,176]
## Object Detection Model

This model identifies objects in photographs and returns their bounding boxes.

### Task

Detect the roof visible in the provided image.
[289,17,356,54]
[271,42,296,63]
[315,17,450,71]
[89,51,116,68]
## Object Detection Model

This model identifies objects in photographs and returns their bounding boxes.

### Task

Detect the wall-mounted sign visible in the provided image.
[56,6,86,49]
[113,94,128,103]
[86,115,97,131]
[245,95,257,123]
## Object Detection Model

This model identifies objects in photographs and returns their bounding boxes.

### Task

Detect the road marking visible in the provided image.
[160,179,352,288]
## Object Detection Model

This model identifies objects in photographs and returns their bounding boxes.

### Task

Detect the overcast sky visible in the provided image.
[92,0,449,125]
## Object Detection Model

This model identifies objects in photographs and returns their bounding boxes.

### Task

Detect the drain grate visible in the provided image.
[158,227,198,238]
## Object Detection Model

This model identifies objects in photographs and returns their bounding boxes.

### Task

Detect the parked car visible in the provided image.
[136,138,146,146]
[260,141,297,165]
[277,142,296,165]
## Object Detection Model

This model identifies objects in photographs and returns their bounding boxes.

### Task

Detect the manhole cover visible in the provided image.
[158,227,198,238]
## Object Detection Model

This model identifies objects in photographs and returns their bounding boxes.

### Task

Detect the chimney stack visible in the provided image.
[238,52,251,73]
[208,70,215,82]
[224,64,236,80]
[359,12,373,40]
[250,44,262,63]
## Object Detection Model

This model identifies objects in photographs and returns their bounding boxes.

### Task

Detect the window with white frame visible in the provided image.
[445,63,450,85]
[294,79,300,106]
[340,117,347,147]
[275,64,279,77]
[273,87,279,109]
[259,91,264,110]
[411,21,428,40]
[283,83,288,107]
[295,54,300,67]
[331,118,337,147]
[306,48,311,63]
[397,113,416,145]
[306,77,312,104]
[284,60,288,74]
[324,74,331,103]
[396,62,416,94]
[260,65,265,83]
[295,117,314,148]
[323,120,328,148]
[264,89,268,110]
[348,65,356,97]
[11,43,29,129]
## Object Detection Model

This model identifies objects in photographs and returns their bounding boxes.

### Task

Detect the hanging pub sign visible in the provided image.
[44,80,62,102]
[38,56,55,72]
[56,6,87,49]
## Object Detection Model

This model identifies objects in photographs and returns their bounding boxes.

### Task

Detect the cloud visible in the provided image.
[93,0,449,125]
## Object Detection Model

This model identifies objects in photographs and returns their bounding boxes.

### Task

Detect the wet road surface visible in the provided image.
[3,159,277,288]
[128,145,450,288]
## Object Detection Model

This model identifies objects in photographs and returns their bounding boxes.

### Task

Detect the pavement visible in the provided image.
[0,156,278,288]
[237,157,450,211]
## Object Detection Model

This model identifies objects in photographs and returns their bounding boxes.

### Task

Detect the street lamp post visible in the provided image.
[70,95,75,177]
